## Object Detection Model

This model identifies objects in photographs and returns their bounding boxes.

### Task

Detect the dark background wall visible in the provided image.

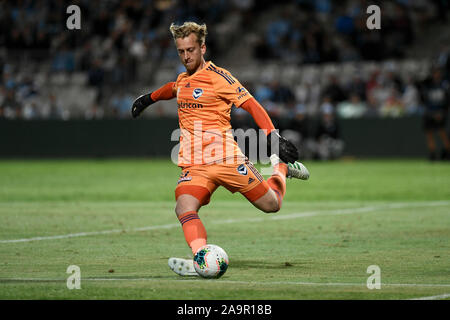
[0,117,434,158]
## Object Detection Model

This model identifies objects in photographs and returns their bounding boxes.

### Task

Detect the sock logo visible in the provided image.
[237,164,248,175]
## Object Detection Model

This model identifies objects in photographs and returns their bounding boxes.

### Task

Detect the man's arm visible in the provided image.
[131,82,176,118]
[240,97,299,164]
[240,97,275,134]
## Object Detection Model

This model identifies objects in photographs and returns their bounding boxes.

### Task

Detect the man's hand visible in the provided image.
[267,131,299,164]
[131,93,154,118]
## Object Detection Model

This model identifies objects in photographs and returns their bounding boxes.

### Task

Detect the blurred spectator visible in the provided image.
[345,75,366,101]
[419,68,450,160]
[436,44,450,78]
[52,46,75,72]
[290,103,310,141]
[270,81,295,104]
[43,94,67,120]
[337,93,367,118]
[84,104,105,120]
[402,76,422,115]
[110,89,134,118]
[335,7,355,36]
[380,88,405,117]
[88,58,105,87]
[322,75,347,106]
[313,102,344,160]
[1,89,21,119]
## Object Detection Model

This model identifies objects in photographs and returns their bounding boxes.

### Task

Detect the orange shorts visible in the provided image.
[175,160,270,206]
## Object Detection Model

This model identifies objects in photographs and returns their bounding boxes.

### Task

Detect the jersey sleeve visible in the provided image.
[240,98,275,134]
[209,67,253,107]
[150,82,176,101]
[173,73,186,98]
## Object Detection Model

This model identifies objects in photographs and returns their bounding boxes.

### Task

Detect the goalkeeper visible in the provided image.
[132,22,310,276]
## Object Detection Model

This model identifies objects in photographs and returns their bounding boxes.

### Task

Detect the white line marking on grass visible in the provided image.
[409,293,450,300]
[1,201,449,244]
[0,223,180,243]
[2,277,450,289]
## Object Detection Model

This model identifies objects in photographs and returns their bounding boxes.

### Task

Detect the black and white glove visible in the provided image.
[131,93,155,118]
[266,131,299,164]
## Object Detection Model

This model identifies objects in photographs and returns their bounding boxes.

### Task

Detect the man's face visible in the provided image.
[175,33,206,74]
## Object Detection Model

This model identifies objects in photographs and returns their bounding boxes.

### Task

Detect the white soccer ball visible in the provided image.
[193,244,229,279]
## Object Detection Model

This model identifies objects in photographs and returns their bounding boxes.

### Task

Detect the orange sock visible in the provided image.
[178,211,207,255]
[267,163,287,208]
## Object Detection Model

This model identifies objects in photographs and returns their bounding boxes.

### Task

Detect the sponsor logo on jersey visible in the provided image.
[236,87,247,94]
[237,92,249,100]
[236,87,248,100]
[193,88,203,99]
[248,177,255,184]
[178,101,204,109]
[237,164,248,175]
[185,82,191,88]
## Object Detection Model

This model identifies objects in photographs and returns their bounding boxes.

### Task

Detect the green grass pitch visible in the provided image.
[0,159,449,299]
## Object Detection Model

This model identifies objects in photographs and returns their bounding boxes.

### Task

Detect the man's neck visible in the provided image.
[188,59,207,76]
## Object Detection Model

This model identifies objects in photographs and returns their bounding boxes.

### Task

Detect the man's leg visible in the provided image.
[425,130,437,160]
[168,194,207,276]
[169,169,217,276]
[243,156,309,213]
[437,128,450,159]
[251,188,281,213]
[250,162,287,213]
[175,194,207,255]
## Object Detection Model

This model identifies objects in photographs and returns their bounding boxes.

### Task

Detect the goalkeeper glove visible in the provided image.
[266,131,299,164]
[131,93,155,118]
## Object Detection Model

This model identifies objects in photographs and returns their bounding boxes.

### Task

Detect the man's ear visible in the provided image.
[201,43,206,55]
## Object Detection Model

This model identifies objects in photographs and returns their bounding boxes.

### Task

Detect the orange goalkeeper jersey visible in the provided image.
[174,61,253,167]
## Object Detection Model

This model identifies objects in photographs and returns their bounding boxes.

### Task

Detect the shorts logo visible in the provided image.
[193,88,203,99]
[177,171,192,184]
[237,164,248,175]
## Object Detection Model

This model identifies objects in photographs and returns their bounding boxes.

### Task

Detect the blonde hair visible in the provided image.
[169,22,208,46]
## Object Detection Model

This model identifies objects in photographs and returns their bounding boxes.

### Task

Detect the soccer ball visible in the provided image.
[193,244,229,278]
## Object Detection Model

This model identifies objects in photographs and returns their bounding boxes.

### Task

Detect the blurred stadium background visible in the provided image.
[1,1,450,301]
[1,0,449,160]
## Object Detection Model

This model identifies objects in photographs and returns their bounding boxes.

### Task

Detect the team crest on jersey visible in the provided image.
[237,164,248,175]
[193,88,203,99]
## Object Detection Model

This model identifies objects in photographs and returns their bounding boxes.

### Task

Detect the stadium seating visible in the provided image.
[1,0,449,120]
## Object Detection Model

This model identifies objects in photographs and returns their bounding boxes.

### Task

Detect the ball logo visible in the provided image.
[193,88,203,99]
[237,164,248,175]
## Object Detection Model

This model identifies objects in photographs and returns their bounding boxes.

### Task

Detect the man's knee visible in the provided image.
[262,196,281,213]
[252,190,280,213]
[175,194,201,216]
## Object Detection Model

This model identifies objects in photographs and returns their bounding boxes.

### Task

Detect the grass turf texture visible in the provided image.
[0,159,449,299]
